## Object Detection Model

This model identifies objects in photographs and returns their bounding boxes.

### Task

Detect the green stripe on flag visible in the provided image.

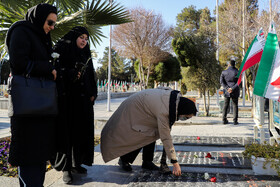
[253,32,279,97]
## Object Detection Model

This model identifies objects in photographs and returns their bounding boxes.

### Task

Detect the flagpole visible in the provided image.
[216,0,219,107]
[270,0,272,22]
[216,0,219,62]
[107,0,113,112]
[242,0,246,106]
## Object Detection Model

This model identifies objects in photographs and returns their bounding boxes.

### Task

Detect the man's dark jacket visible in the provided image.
[220,66,240,98]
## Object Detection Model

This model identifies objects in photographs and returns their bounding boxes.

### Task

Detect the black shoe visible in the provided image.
[72,165,87,174]
[63,171,73,184]
[118,158,132,171]
[159,163,172,174]
[234,121,239,125]
[142,161,159,170]
[223,119,229,124]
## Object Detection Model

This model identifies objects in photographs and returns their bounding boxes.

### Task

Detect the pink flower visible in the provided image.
[197,136,201,140]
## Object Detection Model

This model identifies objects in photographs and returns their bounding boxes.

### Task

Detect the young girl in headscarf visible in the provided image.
[51,26,97,184]
[5,3,57,187]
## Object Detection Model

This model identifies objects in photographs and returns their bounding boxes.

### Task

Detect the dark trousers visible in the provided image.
[120,142,155,164]
[18,163,46,187]
[223,97,238,123]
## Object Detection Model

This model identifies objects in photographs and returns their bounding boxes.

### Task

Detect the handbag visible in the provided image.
[8,61,58,117]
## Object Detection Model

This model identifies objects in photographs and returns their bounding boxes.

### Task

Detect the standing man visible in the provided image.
[220,59,240,125]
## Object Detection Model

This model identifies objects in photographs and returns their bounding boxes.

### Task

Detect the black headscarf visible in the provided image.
[169,90,180,127]
[177,97,198,116]
[71,26,90,38]
[56,26,89,47]
[54,26,91,63]
[25,3,57,32]
[6,4,57,53]
[25,3,57,55]
[169,93,198,128]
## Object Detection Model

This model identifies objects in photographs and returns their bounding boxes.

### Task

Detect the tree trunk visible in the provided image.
[245,73,251,101]
[146,63,151,87]
[198,89,202,98]
[202,90,207,116]
[140,60,145,87]
[206,90,210,116]
[139,58,143,90]
[154,80,158,88]
[250,65,258,88]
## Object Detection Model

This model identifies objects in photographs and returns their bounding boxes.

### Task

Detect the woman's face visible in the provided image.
[76,34,88,49]
[43,13,57,34]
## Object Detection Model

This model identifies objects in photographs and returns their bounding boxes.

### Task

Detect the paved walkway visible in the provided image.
[0,97,127,139]
[0,96,278,186]
[0,109,10,138]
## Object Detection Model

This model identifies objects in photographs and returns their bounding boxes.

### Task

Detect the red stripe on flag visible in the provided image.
[237,50,263,85]
[237,76,242,85]
[271,77,280,88]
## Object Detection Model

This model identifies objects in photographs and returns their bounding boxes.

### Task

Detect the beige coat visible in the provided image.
[101,88,180,163]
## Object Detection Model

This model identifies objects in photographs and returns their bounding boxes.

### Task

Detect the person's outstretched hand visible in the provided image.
[172,162,181,176]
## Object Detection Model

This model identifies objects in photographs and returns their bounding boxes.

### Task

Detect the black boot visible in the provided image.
[72,165,87,174]
[142,161,159,170]
[63,170,73,184]
[223,119,229,124]
[118,158,132,171]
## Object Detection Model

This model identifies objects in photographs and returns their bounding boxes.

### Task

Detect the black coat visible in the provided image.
[220,66,240,98]
[6,21,56,166]
[52,37,97,168]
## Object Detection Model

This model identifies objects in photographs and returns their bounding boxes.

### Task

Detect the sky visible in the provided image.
[92,0,269,68]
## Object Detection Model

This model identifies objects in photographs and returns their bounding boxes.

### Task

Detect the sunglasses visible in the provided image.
[47,20,56,26]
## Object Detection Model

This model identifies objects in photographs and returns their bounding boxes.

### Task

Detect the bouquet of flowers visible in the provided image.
[74,57,92,82]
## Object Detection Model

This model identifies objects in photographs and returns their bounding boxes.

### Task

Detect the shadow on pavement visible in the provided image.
[0,122,10,129]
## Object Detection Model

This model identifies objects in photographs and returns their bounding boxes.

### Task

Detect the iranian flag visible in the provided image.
[253,23,280,100]
[270,58,280,89]
[237,28,265,85]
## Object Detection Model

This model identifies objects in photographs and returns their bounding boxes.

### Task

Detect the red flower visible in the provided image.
[210,177,217,182]
[205,153,212,158]
[197,136,201,140]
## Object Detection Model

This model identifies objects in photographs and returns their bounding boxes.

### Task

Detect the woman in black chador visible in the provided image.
[51,26,97,184]
[5,3,57,187]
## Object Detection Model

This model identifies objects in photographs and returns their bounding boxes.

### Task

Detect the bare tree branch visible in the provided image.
[112,7,172,87]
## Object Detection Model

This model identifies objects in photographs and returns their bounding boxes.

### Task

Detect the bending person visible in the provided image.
[101,88,197,176]
[50,26,98,184]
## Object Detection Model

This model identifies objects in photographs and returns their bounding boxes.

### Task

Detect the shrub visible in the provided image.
[0,138,18,177]
[243,142,280,176]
